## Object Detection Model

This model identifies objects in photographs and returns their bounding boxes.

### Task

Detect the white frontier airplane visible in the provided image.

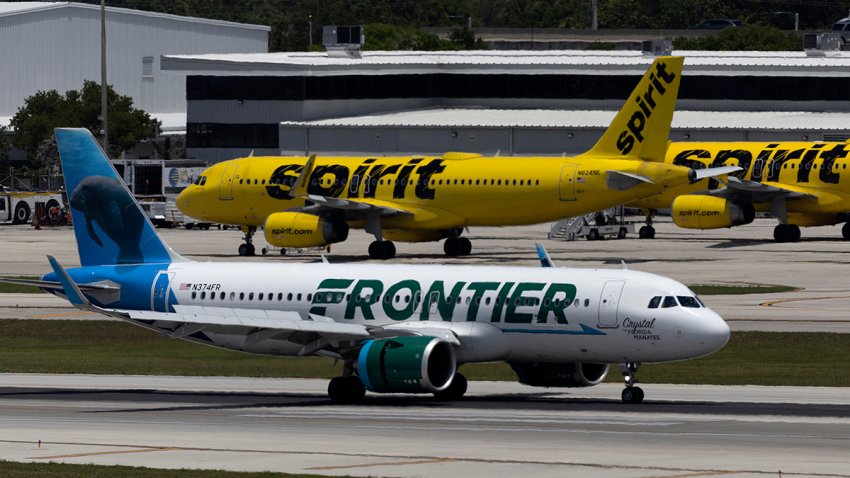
[8,128,730,404]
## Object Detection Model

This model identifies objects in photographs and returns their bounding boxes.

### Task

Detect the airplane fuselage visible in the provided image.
[46,261,728,365]
[634,141,850,222]
[179,155,693,231]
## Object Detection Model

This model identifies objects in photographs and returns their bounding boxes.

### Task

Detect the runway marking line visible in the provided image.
[645,471,739,478]
[28,447,177,460]
[307,458,459,470]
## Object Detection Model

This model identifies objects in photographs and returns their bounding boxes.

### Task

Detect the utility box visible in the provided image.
[323,25,364,58]
[804,33,842,56]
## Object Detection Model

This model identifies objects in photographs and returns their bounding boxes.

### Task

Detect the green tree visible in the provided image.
[674,24,802,51]
[9,81,160,169]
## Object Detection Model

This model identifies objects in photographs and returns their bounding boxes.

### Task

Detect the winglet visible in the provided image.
[290,154,317,198]
[47,255,92,309]
[535,243,555,268]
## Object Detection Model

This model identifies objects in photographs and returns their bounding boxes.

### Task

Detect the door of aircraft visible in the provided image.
[151,271,174,312]
[218,165,239,200]
[559,164,578,201]
[598,280,624,328]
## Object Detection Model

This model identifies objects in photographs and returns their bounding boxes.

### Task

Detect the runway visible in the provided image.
[1,374,849,477]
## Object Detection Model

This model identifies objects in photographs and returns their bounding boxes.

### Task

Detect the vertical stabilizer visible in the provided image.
[584,56,683,161]
[55,128,184,266]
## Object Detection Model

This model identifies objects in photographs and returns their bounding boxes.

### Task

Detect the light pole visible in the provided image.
[100,0,108,152]
[308,15,312,47]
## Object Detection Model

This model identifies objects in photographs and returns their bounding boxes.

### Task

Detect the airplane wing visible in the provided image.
[707,176,815,203]
[44,255,472,357]
[297,194,414,218]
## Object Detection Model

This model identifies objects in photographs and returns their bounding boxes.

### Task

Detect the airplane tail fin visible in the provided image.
[584,56,683,162]
[55,128,185,267]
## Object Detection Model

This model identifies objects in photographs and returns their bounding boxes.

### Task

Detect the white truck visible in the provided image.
[0,187,64,224]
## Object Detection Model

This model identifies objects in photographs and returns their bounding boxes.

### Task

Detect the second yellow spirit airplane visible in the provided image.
[629,141,850,242]
[177,56,735,259]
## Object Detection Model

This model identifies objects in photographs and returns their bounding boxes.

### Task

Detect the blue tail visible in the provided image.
[55,128,180,266]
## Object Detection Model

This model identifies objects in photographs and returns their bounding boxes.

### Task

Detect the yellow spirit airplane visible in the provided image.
[629,140,850,242]
[177,56,736,259]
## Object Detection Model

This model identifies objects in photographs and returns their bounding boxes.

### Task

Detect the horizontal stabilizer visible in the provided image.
[606,170,654,191]
[692,165,742,181]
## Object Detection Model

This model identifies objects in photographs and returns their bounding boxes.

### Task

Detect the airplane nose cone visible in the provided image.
[175,189,191,212]
[699,311,731,355]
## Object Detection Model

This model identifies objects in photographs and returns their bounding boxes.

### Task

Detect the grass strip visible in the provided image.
[1,320,849,386]
[0,278,42,294]
[688,284,796,295]
[0,461,339,478]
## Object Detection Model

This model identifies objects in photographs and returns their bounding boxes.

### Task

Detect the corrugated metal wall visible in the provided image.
[0,5,267,118]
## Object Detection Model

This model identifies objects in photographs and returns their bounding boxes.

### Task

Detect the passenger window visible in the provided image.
[191,292,197,299]
[307,294,312,301]
[239,292,245,300]
[258,293,263,300]
[297,293,302,301]
[662,296,678,308]
[678,296,701,308]
[648,296,661,309]
[201,292,206,299]
[249,292,254,300]
[584,298,590,307]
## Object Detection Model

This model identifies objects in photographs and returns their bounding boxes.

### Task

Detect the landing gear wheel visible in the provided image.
[444,237,471,256]
[621,386,644,404]
[843,222,850,240]
[12,202,30,224]
[368,240,396,260]
[238,226,257,256]
[238,243,256,256]
[774,224,801,243]
[434,373,468,401]
[638,225,655,239]
[457,237,472,256]
[327,376,366,404]
[619,362,644,404]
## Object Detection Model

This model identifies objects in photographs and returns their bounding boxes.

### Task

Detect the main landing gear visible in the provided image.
[237,226,257,256]
[638,211,655,239]
[443,237,472,257]
[434,372,468,401]
[773,223,801,243]
[619,362,644,404]
[368,240,396,260]
[328,360,366,404]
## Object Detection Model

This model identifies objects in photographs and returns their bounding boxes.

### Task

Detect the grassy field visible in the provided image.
[0,461,337,478]
[1,319,849,386]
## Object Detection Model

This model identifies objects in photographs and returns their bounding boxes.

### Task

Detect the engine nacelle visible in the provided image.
[357,336,456,393]
[263,212,348,248]
[509,361,609,388]
[672,195,755,230]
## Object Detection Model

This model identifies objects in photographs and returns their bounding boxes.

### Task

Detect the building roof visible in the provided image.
[162,49,850,77]
[0,2,269,31]
[1,112,185,134]
[280,108,850,132]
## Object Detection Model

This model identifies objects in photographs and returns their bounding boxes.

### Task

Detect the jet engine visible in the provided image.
[357,336,456,393]
[263,212,348,248]
[509,361,609,387]
[671,195,755,230]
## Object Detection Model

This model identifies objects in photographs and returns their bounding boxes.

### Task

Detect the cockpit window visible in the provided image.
[200,176,207,186]
[661,296,678,308]
[648,296,661,309]
[677,296,701,308]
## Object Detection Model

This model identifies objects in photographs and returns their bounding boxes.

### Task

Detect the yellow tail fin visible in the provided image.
[584,56,683,161]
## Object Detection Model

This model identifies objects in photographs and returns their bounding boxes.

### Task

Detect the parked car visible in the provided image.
[693,19,743,29]
[832,18,850,43]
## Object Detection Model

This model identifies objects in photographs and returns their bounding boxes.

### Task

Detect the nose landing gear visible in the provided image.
[619,362,644,404]
[238,226,257,256]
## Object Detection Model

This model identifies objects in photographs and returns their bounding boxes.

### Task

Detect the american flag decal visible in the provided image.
[179,283,191,290]
[576,177,586,183]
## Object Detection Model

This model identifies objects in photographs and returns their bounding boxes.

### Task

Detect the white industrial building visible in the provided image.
[0,2,269,135]
[161,49,850,162]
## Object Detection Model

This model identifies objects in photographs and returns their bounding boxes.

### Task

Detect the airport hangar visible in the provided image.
[161,48,850,163]
[0,2,268,143]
